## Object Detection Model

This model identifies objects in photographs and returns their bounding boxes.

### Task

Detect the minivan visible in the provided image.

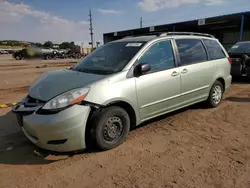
[12,32,232,152]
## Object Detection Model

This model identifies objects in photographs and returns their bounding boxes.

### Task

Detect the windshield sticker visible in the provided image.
[126,43,142,47]
[232,45,239,49]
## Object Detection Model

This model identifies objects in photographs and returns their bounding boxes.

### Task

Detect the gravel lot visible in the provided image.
[0,55,250,188]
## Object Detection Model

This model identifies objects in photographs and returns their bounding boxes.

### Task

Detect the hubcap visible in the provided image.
[212,85,222,104]
[103,117,123,142]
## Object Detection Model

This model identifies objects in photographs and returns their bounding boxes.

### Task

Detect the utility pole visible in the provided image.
[140,17,142,28]
[88,9,94,50]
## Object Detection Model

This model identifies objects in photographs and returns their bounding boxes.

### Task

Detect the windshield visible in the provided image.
[73,41,146,75]
[228,42,250,54]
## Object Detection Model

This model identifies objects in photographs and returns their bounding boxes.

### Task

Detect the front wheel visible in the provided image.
[206,80,224,108]
[90,106,130,151]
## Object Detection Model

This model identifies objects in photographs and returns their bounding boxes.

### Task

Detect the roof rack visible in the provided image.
[157,32,215,38]
[122,32,162,39]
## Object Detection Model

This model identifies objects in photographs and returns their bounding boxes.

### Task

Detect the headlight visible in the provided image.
[42,87,90,110]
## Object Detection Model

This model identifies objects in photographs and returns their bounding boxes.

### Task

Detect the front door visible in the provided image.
[135,40,181,121]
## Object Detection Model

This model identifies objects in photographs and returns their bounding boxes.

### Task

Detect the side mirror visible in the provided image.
[133,63,151,77]
[141,63,151,73]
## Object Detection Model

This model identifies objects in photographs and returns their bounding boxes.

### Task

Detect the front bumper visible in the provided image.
[12,104,91,152]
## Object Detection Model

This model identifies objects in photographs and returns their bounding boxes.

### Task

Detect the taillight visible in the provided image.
[227,57,232,64]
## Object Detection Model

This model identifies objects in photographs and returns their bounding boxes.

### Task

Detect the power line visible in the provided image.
[88,9,94,50]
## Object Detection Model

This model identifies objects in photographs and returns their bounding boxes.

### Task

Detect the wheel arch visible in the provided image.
[84,100,139,147]
[215,77,225,91]
[105,100,137,129]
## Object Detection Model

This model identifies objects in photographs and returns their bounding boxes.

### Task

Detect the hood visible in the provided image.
[29,69,107,101]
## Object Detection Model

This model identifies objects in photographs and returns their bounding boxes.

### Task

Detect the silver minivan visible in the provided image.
[12,32,232,152]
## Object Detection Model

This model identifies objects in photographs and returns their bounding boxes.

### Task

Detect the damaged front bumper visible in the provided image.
[12,98,91,152]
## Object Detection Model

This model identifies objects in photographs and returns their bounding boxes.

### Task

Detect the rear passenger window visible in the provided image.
[175,39,208,66]
[203,39,226,60]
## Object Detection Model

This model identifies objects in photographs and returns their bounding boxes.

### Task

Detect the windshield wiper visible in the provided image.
[73,68,116,75]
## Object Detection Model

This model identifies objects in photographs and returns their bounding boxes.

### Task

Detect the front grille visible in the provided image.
[27,96,38,103]
[24,95,45,107]
[14,96,46,116]
[21,111,35,116]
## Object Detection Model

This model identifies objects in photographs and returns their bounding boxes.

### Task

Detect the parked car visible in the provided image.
[228,41,250,81]
[0,50,8,54]
[12,49,25,60]
[12,32,232,152]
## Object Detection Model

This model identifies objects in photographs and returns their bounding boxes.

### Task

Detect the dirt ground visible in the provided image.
[0,55,250,188]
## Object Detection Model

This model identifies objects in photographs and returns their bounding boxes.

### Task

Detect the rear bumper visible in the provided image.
[13,104,91,152]
[225,75,232,91]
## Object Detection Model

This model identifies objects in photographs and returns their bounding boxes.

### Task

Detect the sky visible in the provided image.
[0,0,249,46]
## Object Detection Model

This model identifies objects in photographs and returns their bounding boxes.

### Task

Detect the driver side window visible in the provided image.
[138,40,175,73]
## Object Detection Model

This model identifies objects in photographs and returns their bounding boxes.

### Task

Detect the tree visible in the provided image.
[34,42,43,47]
[44,41,53,48]
[59,41,75,50]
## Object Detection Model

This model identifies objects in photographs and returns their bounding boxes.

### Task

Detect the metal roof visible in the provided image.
[104,11,250,35]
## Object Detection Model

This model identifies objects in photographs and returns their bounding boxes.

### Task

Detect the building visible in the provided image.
[74,45,92,54]
[103,11,250,50]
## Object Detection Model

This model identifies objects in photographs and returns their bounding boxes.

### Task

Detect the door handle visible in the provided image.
[181,68,188,74]
[171,71,179,77]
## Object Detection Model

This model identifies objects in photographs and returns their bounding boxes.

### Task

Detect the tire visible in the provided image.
[206,80,224,108]
[90,106,130,151]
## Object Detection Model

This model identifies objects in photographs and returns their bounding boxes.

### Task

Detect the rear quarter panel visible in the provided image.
[206,39,232,91]
[212,58,231,80]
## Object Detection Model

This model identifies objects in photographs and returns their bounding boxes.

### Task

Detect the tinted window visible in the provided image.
[175,39,208,66]
[228,42,250,54]
[73,41,146,75]
[138,40,175,72]
[203,39,226,60]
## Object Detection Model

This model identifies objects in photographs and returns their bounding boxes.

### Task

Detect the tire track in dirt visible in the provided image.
[0,86,29,95]
[0,63,29,67]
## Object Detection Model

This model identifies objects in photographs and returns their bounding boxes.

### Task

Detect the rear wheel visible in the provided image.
[90,106,130,151]
[206,80,224,108]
